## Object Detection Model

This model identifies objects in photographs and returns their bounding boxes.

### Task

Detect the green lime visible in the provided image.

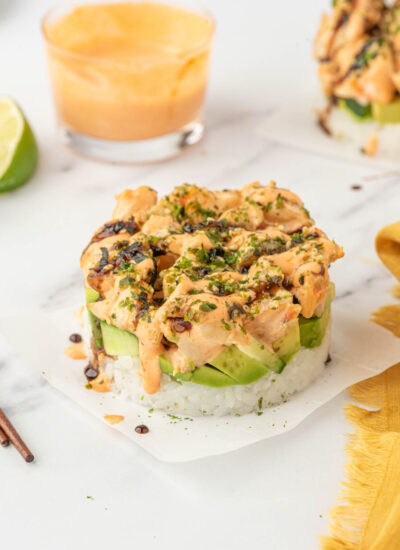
[0,96,38,193]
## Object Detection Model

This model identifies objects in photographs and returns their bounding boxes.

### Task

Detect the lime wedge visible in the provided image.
[0,97,38,193]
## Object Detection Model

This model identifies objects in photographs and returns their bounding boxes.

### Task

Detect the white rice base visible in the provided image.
[101,321,331,417]
[328,106,400,160]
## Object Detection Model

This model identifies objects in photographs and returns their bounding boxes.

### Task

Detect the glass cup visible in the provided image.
[42,1,214,163]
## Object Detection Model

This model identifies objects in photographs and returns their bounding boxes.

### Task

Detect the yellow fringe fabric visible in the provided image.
[391,283,400,298]
[321,222,400,550]
[370,305,400,337]
[347,364,400,433]
[375,222,400,281]
[321,430,400,550]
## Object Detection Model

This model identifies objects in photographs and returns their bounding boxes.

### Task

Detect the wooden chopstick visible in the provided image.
[0,427,9,447]
[0,409,34,463]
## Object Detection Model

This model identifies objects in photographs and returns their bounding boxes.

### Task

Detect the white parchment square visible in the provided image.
[1,304,399,462]
[259,93,400,170]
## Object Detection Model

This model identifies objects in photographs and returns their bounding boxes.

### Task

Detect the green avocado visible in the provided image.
[191,365,237,387]
[88,313,103,349]
[209,345,269,384]
[299,284,334,348]
[372,98,400,124]
[85,287,100,303]
[85,286,103,349]
[272,322,301,364]
[159,355,236,387]
[339,98,372,122]
[299,305,331,349]
[238,338,285,373]
[238,321,300,374]
[100,321,139,357]
[159,355,193,382]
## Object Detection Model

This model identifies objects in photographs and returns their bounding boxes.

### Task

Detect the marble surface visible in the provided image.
[1,1,399,549]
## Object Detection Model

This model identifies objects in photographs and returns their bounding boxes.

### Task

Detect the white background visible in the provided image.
[1,1,399,549]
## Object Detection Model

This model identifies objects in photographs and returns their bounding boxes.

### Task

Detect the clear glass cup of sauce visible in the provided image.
[42,1,215,163]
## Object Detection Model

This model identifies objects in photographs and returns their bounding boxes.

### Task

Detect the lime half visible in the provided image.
[0,97,38,193]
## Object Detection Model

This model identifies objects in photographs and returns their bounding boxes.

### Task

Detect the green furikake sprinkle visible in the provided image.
[199,302,217,312]
[275,194,285,209]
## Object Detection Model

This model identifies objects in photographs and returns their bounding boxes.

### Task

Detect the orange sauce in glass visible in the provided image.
[43,2,214,141]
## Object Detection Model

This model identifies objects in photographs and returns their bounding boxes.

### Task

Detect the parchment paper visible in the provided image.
[259,92,400,170]
[1,304,399,462]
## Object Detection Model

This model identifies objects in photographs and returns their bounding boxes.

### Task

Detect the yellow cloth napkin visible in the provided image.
[375,222,400,282]
[321,222,400,550]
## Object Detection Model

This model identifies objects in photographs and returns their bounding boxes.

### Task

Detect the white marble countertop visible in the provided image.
[1,1,399,549]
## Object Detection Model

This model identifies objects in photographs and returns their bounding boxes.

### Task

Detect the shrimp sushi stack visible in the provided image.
[314,0,400,159]
[81,182,343,416]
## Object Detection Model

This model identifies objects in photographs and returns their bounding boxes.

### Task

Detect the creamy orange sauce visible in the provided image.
[364,134,379,157]
[113,187,157,221]
[64,342,87,359]
[43,2,214,140]
[81,182,343,394]
[90,371,111,392]
[104,414,125,424]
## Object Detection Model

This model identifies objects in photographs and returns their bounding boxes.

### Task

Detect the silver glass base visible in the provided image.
[59,121,204,164]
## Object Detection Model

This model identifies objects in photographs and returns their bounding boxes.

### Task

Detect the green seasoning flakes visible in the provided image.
[119,295,135,310]
[119,275,135,288]
[169,201,185,222]
[190,200,217,219]
[194,244,209,264]
[199,302,217,312]
[177,256,193,269]
[208,279,238,295]
[275,194,285,209]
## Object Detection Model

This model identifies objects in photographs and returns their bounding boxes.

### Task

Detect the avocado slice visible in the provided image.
[100,321,139,357]
[272,322,301,364]
[339,98,372,122]
[238,338,285,373]
[159,355,193,382]
[88,313,103,349]
[192,365,237,387]
[238,321,300,374]
[85,287,100,303]
[299,283,335,348]
[209,345,269,384]
[85,286,103,349]
[159,355,236,387]
[299,305,331,349]
[372,98,400,124]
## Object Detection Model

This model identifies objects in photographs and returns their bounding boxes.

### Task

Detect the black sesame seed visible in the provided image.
[198,267,211,277]
[84,364,99,381]
[135,424,149,434]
